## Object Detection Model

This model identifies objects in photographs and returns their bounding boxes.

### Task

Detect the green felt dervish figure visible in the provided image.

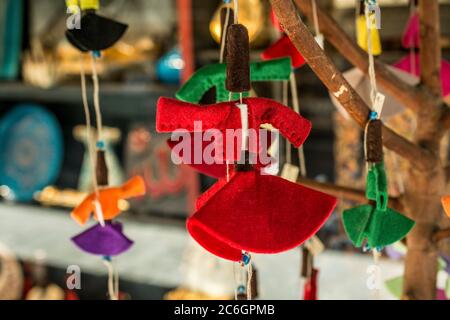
[342,112,415,250]
[176,57,291,103]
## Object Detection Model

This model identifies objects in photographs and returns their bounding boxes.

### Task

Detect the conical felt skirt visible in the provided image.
[187,171,337,261]
[71,221,133,256]
[66,13,128,51]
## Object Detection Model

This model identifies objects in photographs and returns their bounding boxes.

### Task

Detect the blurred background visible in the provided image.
[0,0,449,300]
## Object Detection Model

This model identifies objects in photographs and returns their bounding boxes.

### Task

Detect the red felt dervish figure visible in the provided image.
[156,96,337,261]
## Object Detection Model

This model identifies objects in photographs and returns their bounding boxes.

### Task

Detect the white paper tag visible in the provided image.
[281,163,299,183]
[373,92,386,117]
[305,236,325,256]
[315,34,324,49]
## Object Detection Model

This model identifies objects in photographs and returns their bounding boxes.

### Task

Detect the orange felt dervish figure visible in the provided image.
[71,176,146,225]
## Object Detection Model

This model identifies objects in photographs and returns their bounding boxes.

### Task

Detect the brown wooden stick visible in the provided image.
[269,0,437,171]
[297,177,403,212]
[294,0,436,112]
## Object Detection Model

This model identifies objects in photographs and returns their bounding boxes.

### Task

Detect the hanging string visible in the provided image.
[246,260,253,300]
[90,53,104,144]
[364,2,379,110]
[79,54,100,197]
[311,0,320,37]
[103,258,118,300]
[233,0,239,24]
[219,4,232,63]
[289,73,307,176]
[371,249,381,300]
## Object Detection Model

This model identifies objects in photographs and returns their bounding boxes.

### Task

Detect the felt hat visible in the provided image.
[187,170,337,261]
[71,221,133,256]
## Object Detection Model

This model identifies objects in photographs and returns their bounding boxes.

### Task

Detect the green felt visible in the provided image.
[176,57,292,103]
[343,205,415,249]
[366,162,388,211]
[385,276,403,299]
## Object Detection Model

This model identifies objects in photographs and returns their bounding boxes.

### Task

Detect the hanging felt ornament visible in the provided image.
[71,221,133,256]
[402,12,419,49]
[261,35,306,69]
[156,97,337,261]
[356,0,382,56]
[71,176,145,225]
[65,0,128,52]
[342,113,415,250]
[176,58,291,104]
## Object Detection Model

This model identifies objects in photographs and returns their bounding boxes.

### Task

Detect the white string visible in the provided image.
[79,54,100,197]
[364,5,378,109]
[219,6,231,63]
[233,0,239,24]
[246,262,253,300]
[372,250,381,300]
[103,259,118,300]
[90,54,103,143]
[311,0,320,36]
[289,73,307,176]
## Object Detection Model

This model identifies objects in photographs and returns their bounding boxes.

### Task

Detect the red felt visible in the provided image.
[303,269,318,300]
[186,170,337,261]
[156,97,311,151]
[261,34,306,69]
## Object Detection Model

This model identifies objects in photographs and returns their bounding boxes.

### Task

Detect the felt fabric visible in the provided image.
[402,13,419,49]
[71,176,145,225]
[303,269,318,300]
[261,34,306,69]
[365,120,383,163]
[80,0,99,11]
[187,170,337,261]
[441,195,450,218]
[343,163,414,249]
[66,12,128,52]
[343,204,414,248]
[176,58,291,103]
[71,221,133,256]
[366,162,388,211]
[226,24,250,93]
[393,53,450,98]
[156,97,312,151]
[96,150,109,186]
[356,15,382,56]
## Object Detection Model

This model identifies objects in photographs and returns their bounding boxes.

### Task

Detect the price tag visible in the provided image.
[281,163,299,183]
[315,34,324,49]
[373,92,386,117]
[304,236,325,256]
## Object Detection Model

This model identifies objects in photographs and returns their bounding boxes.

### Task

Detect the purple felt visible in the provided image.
[71,221,133,256]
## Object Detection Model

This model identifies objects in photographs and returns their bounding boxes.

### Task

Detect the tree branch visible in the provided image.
[269,0,437,171]
[297,177,404,212]
[419,0,442,99]
[294,0,436,112]
[433,228,450,242]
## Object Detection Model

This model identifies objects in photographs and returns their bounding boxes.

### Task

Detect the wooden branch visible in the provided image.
[433,228,450,242]
[419,0,442,99]
[269,0,437,171]
[294,0,436,112]
[297,177,404,212]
